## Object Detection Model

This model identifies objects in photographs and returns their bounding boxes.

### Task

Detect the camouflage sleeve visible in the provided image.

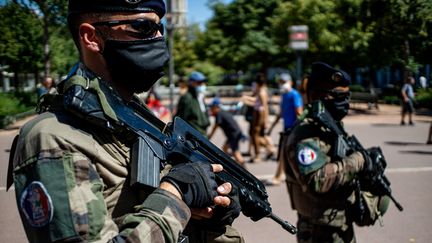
[13,151,190,243]
[310,151,365,193]
[293,137,365,193]
[115,188,191,242]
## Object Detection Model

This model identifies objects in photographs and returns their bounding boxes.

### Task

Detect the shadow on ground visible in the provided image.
[348,108,377,115]
[373,119,430,127]
[416,108,432,116]
[385,141,429,146]
[372,123,401,127]
[399,150,432,155]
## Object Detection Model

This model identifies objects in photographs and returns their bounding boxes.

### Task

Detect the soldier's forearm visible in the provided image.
[312,152,365,193]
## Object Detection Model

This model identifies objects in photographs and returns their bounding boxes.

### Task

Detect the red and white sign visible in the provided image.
[289,25,309,50]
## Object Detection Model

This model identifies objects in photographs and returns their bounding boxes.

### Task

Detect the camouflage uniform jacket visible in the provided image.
[175,89,210,136]
[11,64,191,242]
[283,102,366,228]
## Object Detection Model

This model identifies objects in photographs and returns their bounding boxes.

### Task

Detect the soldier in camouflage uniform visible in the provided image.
[8,1,244,242]
[283,62,389,243]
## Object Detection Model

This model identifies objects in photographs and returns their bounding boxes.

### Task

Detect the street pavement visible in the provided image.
[1,104,431,243]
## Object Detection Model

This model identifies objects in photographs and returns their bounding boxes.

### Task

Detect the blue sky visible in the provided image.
[187,0,232,27]
[188,0,213,25]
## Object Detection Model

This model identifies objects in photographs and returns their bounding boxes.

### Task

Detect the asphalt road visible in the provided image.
[1,104,431,243]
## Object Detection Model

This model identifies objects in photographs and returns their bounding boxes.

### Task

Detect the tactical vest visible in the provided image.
[284,102,355,227]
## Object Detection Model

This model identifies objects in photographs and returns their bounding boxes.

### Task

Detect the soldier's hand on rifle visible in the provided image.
[161,163,240,222]
[360,147,389,195]
[161,163,219,207]
[361,147,385,175]
[192,181,242,228]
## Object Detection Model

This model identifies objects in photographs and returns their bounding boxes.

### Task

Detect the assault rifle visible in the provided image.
[63,82,297,234]
[310,101,403,212]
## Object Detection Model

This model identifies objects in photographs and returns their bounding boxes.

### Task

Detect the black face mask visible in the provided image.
[102,37,170,93]
[322,96,350,121]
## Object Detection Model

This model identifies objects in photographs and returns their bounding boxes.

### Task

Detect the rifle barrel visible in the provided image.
[389,194,404,211]
[269,213,298,234]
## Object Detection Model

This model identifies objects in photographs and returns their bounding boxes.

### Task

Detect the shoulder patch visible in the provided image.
[20,181,54,227]
[298,147,317,165]
[295,140,327,175]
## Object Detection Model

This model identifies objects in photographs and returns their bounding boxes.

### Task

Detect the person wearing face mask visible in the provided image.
[7,1,243,242]
[268,73,303,134]
[175,71,211,136]
[282,62,389,243]
[265,73,303,186]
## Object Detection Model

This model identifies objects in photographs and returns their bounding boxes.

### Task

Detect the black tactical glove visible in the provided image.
[239,188,272,221]
[195,185,242,229]
[161,162,218,208]
[211,185,241,225]
[361,147,385,177]
[360,147,389,196]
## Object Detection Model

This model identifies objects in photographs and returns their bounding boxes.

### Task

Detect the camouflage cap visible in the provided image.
[308,62,351,90]
[68,0,166,18]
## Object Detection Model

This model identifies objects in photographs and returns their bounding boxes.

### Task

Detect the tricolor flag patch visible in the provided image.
[20,181,54,228]
[298,147,317,165]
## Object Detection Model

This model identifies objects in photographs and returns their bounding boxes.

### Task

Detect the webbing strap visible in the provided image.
[64,75,118,122]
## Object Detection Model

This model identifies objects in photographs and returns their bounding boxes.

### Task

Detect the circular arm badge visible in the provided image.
[20,181,54,228]
[296,140,326,175]
[298,147,317,165]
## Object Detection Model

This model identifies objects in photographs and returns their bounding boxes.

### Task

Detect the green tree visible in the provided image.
[171,23,227,85]
[14,0,68,79]
[50,26,78,79]
[195,0,281,72]
[269,0,375,73]
[198,0,431,84]
[0,2,43,89]
[171,24,200,76]
[362,0,432,79]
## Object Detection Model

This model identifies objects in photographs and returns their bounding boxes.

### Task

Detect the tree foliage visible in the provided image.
[171,25,200,76]
[0,2,43,76]
[194,0,281,72]
[1,0,431,89]
[188,0,432,82]
[14,0,68,78]
[49,26,78,78]
[0,0,75,88]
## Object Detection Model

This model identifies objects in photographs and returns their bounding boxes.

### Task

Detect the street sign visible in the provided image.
[289,25,309,50]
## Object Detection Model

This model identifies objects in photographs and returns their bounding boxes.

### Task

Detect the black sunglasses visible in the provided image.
[92,18,164,39]
[326,89,351,99]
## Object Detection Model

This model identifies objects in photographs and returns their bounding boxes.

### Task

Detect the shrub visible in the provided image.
[0,92,37,128]
[0,93,25,117]
[382,95,400,105]
[415,88,432,109]
[349,84,366,92]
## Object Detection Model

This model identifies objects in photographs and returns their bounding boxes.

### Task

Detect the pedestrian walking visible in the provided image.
[36,76,57,98]
[208,98,246,167]
[266,73,303,185]
[243,73,276,162]
[176,71,211,136]
[400,76,416,125]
